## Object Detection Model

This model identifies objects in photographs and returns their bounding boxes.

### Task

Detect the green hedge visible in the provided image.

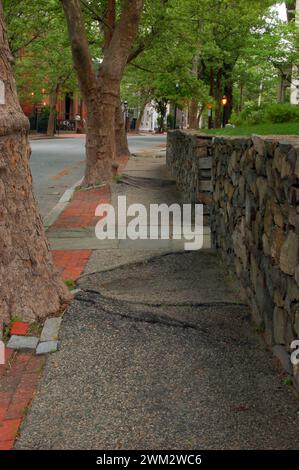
[266,103,299,123]
[232,103,299,126]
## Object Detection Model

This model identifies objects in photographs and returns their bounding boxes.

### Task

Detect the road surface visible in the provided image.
[30,134,166,218]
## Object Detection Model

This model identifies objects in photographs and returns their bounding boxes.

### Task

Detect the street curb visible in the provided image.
[43,177,83,229]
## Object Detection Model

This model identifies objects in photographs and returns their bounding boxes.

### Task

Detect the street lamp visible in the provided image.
[221,95,228,128]
[174,82,179,129]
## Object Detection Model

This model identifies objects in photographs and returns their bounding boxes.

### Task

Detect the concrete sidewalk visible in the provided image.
[15,153,299,449]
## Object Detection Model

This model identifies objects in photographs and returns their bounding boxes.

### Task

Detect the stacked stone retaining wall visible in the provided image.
[167,130,299,386]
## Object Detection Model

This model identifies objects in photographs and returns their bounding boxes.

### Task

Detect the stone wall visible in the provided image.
[166,130,213,210]
[211,135,299,383]
[166,130,299,385]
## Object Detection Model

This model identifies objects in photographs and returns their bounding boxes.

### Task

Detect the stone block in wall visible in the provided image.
[198,191,212,206]
[228,150,240,176]
[262,234,271,257]
[296,153,299,178]
[274,288,285,308]
[290,185,299,205]
[245,193,256,226]
[272,202,284,228]
[240,146,255,171]
[232,224,247,268]
[288,207,298,231]
[198,180,212,192]
[280,231,298,275]
[194,146,208,158]
[250,254,260,292]
[287,277,299,302]
[256,177,268,209]
[198,157,212,169]
[294,308,299,337]
[263,201,273,238]
[270,227,285,264]
[224,180,235,202]
[274,307,288,345]
[252,135,266,156]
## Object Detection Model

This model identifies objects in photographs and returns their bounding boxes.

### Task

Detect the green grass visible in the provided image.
[64,279,76,290]
[201,122,299,137]
[113,174,123,184]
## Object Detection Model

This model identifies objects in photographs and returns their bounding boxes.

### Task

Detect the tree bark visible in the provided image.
[223,80,233,124]
[286,1,296,23]
[208,67,214,129]
[115,93,130,158]
[238,82,243,112]
[135,100,147,132]
[189,54,199,129]
[0,3,71,323]
[214,68,223,128]
[47,82,60,137]
[189,97,199,129]
[103,0,116,52]
[61,0,144,186]
[277,74,285,103]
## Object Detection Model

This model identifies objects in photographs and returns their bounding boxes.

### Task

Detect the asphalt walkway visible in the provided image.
[16,152,299,449]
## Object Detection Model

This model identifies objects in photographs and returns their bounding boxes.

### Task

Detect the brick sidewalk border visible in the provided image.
[0,349,45,450]
[52,185,111,229]
[0,155,129,450]
[52,249,92,281]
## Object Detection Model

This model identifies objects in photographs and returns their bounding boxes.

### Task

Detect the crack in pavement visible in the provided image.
[82,287,247,309]
[74,290,254,349]
[75,291,205,332]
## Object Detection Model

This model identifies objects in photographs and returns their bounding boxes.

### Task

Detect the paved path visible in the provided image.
[30,134,166,218]
[16,153,299,450]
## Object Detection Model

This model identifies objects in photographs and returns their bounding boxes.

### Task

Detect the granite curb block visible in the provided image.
[36,341,59,355]
[7,335,39,351]
[40,317,62,342]
[7,316,64,356]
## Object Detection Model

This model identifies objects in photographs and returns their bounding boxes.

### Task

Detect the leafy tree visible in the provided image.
[121,0,278,128]
[4,0,78,136]
[0,1,70,323]
[61,0,144,186]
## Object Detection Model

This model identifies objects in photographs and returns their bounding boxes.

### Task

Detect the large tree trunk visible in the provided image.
[115,94,130,158]
[189,54,199,129]
[189,97,198,129]
[83,81,117,185]
[214,68,223,128]
[0,4,70,323]
[61,0,144,187]
[47,82,60,137]
[286,1,296,22]
[223,80,233,125]
[208,67,214,129]
[277,74,285,103]
[135,100,147,132]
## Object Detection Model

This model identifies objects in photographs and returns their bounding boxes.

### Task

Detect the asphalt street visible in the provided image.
[29,135,166,218]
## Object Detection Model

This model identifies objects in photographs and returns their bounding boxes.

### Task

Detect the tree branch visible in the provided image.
[80,0,113,30]
[60,0,96,97]
[100,0,144,79]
